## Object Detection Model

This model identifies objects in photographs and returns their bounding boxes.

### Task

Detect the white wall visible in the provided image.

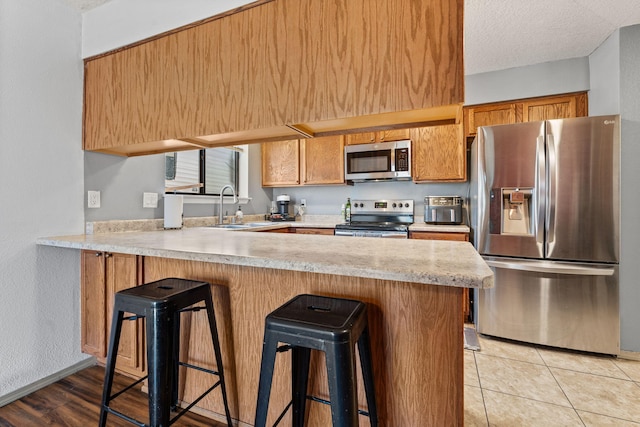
[82,0,255,58]
[0,0,87,400]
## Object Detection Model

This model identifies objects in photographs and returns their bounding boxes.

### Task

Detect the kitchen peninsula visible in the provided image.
[37,228,492,426]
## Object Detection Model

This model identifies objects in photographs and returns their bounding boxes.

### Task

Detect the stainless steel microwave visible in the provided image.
[344,140,412,182]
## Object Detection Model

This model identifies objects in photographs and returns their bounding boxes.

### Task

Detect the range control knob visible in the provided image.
[405,203,410,208]
[392,203,397,208]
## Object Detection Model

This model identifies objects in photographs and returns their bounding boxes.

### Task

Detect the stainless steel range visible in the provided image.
[334,199,414,238]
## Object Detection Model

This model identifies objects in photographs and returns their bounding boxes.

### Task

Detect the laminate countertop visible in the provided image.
[37,227,492,289]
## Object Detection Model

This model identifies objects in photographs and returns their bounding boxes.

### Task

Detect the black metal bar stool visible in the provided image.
[254,294,378,427]
[99,278,233,427]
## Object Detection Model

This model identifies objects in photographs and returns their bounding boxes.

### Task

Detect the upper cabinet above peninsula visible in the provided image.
[83,0,464,156]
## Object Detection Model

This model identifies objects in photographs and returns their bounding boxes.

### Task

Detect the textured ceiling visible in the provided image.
[61,0,640,75]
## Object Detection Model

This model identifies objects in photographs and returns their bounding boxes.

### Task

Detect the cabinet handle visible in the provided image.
[104,253,112,258]
[95,252,102,257]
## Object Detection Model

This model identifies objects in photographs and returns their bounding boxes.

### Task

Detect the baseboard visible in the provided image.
[619,350,640,361]
[0,357,97,407]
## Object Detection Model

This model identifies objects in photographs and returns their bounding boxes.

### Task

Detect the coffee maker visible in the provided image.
[271,194,295,221]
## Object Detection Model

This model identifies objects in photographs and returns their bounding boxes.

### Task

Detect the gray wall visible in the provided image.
[84,143,272,221]
[588,25,640,353]
[465,57,590,105]
[0,0,88,400]
[619,25,640,352]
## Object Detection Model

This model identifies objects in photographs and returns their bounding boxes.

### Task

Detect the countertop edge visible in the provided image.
[37,230,492,289]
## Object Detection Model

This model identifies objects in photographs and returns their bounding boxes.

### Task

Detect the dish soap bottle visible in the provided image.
[345,198,351,223]
[235,206,244,224]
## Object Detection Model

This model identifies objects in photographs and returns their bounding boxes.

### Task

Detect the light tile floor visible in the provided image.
[465,332,640,426]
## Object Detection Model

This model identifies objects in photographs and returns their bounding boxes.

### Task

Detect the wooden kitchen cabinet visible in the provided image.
[411,124,466,182]
[463,103,517,138]
[81,250,145,377]
[409,231,469,241]
[345,128,411,145]
[261,140,300,187]
[293,227,335,235]
[262,135,345,187]
[521,93,588,122]
[463,92,588,138]
[301,135,345,185]
[83,0,463,156]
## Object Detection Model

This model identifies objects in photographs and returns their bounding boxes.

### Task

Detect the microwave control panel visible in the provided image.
[395,148,410,171]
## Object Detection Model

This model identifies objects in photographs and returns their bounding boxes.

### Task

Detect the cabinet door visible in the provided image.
[412,124,466,182]
[81,250,107,358]
[464,103,517,137]
[301,135,345,185]
[294,228,335,235]
[379,128,410,142]
[409,231,469,241]
[345,132,377,145]
[522,93,587,122]
[345,129,410,145]
[261,140,300,187]
[105,253,144,376]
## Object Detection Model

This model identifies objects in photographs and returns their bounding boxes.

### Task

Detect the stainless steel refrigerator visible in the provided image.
[470,115,620,355]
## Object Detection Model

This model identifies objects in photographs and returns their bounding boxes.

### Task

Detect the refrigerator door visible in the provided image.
[475,121,546,258]
[477,257,619,355]
[546,116,620,263]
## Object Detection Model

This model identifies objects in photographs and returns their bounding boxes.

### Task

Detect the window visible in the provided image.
[165,147,240,195]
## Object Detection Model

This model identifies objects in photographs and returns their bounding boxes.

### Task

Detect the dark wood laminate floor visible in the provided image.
[0,365,228,426]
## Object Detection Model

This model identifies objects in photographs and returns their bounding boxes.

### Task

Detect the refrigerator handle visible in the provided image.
[547,132,557,247]
[535,135,546,247]
[485,259,615,276]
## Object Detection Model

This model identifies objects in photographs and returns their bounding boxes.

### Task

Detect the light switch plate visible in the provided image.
[88,191,101,208]
[143,192,158,208]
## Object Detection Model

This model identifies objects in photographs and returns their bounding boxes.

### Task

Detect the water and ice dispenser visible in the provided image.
[489,188,533,235]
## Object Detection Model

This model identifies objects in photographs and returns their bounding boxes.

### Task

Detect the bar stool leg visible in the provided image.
[254,331,280,427]
[291,346,311,427]
[325,342,359,426]
[203,292,234,426]
[170,310,181,412]
[146,307,173,427]
[99,309,125,427]
[358,325,378,426]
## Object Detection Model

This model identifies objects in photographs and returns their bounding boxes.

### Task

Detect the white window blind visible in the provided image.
[204,148,238,195]
[165,148,238,195]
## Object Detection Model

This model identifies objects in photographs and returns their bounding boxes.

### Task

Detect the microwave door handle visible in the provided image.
[390,147,395,172]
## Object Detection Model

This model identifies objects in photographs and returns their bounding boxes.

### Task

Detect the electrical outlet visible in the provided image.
[143,192,158,208]
[88,191,101,208]
[301,198,306,206]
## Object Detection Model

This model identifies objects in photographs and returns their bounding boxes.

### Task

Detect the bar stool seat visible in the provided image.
[99,278,233,427]
[254,294,378,427]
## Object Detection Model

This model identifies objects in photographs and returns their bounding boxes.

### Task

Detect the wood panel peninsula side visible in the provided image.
[37,228,493,426]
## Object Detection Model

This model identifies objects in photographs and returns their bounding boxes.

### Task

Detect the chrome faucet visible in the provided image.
[218,184,237,225]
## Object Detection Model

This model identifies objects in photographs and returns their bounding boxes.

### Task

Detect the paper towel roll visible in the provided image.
[164,195,184,229]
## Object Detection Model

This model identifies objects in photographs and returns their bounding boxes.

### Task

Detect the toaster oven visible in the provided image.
[424,196,463,224]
